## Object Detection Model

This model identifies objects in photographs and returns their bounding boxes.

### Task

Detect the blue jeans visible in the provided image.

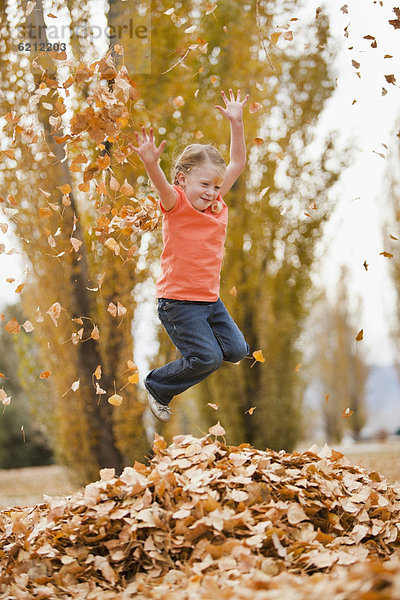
[144,298,249,406]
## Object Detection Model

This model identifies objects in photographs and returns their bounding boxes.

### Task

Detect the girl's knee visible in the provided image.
[198,349,223,372]
[226,341,249,364]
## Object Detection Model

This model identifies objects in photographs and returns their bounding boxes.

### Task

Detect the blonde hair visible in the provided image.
[171,144,226,185]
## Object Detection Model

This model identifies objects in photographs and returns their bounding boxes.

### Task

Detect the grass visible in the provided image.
[0,440,399,508]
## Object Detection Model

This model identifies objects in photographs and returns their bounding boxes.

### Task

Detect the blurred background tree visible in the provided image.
[0,303,53,468]
[309,267,369,443]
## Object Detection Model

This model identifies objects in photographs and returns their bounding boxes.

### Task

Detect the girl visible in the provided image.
[132,89,250,422]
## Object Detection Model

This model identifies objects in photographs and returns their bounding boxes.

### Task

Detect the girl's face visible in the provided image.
[177,162,225,212]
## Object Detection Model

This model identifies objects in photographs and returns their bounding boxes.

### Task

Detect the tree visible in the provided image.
[0,0,150,481]
[0,304,53,469]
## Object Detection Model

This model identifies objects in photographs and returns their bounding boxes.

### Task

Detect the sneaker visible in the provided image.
[146,391,173,422]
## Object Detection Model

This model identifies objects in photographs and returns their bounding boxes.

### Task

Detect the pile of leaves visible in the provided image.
[1,427,400,599]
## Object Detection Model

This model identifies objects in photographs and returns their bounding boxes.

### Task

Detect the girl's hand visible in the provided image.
[130,125,166,165]
[214,89,249,123]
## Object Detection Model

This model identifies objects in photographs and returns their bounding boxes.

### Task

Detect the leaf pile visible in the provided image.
[1,432,400,598]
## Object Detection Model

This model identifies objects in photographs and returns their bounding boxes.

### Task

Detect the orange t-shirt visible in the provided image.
[156,185,228,302]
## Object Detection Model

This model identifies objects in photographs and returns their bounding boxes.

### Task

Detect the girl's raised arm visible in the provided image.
[130,126,177,212]
[214,89,249,197]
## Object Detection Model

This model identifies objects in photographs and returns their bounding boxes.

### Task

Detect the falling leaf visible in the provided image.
[355,329,363,342]
[253,137,264,146]
[108,393,123,406]
[127,360,138,371]
[94,365,102,380]
[229,286,237,297]
[70,237,82,252]
[352,60,360,69]
[207,403,219,410]
[40,370,52,379]
[245,406,256,415]
[315,7,322,18]
[128,372,139,384]
[270,31,281,45]
[57,184,72,195]
[325,393,330,403]
[46,302,62,326]
[390,234,398,240]
[252,349,265,363]
[342,407,354,418]
[363,260,369,271]
[71,379,80,392]
[283,31,293,41]
[340,4,348,13]
[209,421,226,436]
[91,325,100,340]
[4,318,20,334]
[15,284,24,293]
[295,363,301,372]
[380,251,393,259]
[384,74,396,85]
[0,389,11,406]
[249,102,262,114]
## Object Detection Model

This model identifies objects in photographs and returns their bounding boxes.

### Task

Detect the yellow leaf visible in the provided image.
[57,184,72,195]
[15,284,24,294]
[355,329,363,342]
[108,393,123,406]
[229,286,237,297]
[94,365,102,380]
[252,349,265,363]
[127,360,138,371]
[270,31,282,45]
[128,372,139,384]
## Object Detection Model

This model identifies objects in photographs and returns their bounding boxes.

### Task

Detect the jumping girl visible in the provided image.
[131,89,250,422]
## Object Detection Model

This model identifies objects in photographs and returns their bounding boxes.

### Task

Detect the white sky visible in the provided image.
[1,0,400,367]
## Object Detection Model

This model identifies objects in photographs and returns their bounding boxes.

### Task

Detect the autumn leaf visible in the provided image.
[363,260,369,271]
[57,183,72,195]
[108,393,123,406]
[249,102,262,114]
[46,302,62,326]
[207,403,219,410]
[342,407,354,418]
[91,325,100,340]
[250,349,265,368]
[380,251,393,259]
[245,406,256,415]
[355,329,363,342]
[208,421,226,436]
[270,31,281,45]
[93,365,102,380]
[229,286,237,297]
[39,370,52,379]
[4,318,20,334]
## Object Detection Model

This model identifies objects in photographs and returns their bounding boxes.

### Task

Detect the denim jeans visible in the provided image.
[144,298,249,406]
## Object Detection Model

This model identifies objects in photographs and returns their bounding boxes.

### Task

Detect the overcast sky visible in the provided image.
[1,0,399,367]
